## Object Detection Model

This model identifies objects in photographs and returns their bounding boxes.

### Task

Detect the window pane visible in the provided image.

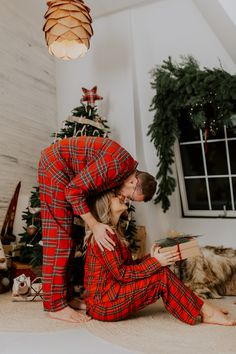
[228,141,236,174]
[227,117,236,138]
[209,178,231,210]
[180,144,204,176]
[203,127,225,140]
[227,127,236,138]
[205,142,227,175]
[232,178,236,206]
[178,115,200,142]
[185,179,208,209]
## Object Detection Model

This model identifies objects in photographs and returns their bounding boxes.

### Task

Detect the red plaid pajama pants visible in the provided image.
[86,267,203,324]
[38,157,76,312]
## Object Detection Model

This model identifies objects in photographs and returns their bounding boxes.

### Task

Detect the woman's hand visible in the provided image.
[92,222,116,251]
[153,246,179,267]
[150,243,159,257]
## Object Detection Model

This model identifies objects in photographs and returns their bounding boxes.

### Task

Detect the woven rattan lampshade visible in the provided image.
[43,0,93,60]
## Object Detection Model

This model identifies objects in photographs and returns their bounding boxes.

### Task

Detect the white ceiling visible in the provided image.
[85,0,156,18]
[84,0,236,63]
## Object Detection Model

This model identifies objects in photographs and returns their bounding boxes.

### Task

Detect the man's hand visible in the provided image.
[152,246,179,267]
[80,212,116,251]
[92,222,116,251]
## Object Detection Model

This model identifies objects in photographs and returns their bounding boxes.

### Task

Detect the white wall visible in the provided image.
[0,0,57,236]
[219,0,236,26]
[55,0,236,249]
[55,12,136,157]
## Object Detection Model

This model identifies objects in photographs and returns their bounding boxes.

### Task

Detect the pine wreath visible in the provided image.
[148,56,236,212]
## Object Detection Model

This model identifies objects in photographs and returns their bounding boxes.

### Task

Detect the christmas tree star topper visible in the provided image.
[82,86,103,106]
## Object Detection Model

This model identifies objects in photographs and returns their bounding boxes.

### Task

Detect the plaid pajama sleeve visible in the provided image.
[65,156,135,216]
[92,233,161,282]
[63,137,138,216]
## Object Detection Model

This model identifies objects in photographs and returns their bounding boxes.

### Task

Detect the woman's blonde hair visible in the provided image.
[85,191,129,246]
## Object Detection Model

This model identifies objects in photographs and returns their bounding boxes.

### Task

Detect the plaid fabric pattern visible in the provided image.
[82,86,103,106]
[84,232,204,324]
[38,137,137,312]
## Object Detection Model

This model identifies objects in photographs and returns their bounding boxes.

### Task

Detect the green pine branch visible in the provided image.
[148,56,236,212]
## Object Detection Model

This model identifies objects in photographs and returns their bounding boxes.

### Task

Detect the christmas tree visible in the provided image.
[18,186,42,266]
[18,86,138,271]
[52,86,110,140]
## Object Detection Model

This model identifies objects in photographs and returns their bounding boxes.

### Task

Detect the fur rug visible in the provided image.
[173,245,236,299]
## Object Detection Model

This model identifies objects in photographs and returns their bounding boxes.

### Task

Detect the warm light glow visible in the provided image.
[49,40,88,60]
[43,0,93,60]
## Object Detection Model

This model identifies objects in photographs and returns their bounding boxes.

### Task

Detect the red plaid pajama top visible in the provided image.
[38,137,138,312]
[84,232,204,324]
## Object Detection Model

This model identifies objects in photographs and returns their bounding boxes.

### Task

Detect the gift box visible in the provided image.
[12,274,43,302]
[11,261,37,282]
[155,235,201,261]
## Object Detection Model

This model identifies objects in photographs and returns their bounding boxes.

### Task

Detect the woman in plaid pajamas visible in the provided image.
[38,136,157,323]
[84,191,236,326]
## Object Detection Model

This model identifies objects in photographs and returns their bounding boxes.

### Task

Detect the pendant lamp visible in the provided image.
[43,0,93,60]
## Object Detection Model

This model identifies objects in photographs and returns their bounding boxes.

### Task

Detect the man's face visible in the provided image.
[118,177,144,203]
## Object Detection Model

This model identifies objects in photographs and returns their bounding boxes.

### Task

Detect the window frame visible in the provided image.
[175,125,236,218]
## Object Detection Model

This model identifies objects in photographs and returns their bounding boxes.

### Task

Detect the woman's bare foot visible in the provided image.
[69,297,87,310]
[48,306,91,323]
[219,307,229,315]
[204,300,229,315]
[201,302,236,326]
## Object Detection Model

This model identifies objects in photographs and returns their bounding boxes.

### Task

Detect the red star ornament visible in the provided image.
[81,86,103,106]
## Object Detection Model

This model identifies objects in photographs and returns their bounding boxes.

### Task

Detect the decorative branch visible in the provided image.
[148,56,236,212]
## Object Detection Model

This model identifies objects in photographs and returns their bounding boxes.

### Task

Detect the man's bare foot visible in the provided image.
[69,297,87,310]
[48,306,91,323]
[201,302,236,326]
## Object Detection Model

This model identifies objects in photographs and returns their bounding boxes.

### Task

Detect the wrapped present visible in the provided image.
[11,261,37,282]
[155,235,201,261]
[12,274,43,302]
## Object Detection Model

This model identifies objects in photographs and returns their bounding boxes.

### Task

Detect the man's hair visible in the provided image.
[136,170,157,202]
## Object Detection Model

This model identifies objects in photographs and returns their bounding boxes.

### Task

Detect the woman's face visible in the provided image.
[110,195,128,215]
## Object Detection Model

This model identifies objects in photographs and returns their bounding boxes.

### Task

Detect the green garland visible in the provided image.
[148,56,236,212]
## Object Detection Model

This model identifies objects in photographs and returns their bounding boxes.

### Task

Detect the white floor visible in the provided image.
[0,328,140,354]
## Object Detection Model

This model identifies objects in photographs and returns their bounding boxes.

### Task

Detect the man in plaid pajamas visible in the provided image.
[84,192,236,326]
[38,136,157,323]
